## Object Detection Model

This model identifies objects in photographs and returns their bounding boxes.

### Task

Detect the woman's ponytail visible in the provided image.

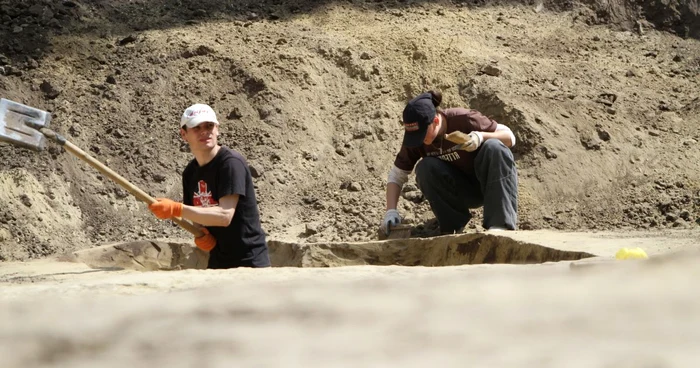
[427,90,442,108]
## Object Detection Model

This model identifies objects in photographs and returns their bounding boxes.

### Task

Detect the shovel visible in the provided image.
[0,98,204,238]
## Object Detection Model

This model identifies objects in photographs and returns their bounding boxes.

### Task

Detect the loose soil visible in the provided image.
[0,0,698,261]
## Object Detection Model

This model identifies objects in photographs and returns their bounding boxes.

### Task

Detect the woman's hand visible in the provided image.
[445,131,483,152]
[380,209,401,236]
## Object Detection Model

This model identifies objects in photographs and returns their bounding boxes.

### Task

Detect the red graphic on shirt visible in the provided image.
[193,180,218,207]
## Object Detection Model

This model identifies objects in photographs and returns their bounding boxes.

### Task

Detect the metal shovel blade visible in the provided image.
[0,98,51,151]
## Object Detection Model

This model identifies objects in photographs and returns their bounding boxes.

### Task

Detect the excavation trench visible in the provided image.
[63,233,595,271]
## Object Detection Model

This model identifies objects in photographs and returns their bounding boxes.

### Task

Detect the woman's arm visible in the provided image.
[386,182,401,210]
[481,124,516,148]
[386,165,410,209]
[480,129,514,148]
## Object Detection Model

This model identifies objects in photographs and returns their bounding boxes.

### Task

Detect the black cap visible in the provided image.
[402,93,436,147]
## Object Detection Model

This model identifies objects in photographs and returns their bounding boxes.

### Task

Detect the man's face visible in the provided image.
[180,122,219,151]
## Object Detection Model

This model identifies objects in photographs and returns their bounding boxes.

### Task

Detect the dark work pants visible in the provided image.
[415,139,518,233]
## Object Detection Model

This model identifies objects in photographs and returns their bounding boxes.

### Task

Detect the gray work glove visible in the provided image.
[381,209,401,236]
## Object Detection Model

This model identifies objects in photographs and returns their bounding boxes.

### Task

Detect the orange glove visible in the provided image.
[148,198,183,219]
[195,227,216,252]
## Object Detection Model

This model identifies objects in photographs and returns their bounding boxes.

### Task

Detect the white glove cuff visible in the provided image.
[387,166,410,187]
[474,131,484,146]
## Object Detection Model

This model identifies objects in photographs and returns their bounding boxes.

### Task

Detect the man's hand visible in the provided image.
[194,227,216,252]
[445,131,483,152]
[380,209,401,236]
[148,198,184,219]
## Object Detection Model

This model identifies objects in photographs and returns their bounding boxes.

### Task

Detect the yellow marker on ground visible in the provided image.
[615,247,649,260]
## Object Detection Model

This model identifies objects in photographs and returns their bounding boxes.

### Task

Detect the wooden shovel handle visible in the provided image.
[61,139,204,238]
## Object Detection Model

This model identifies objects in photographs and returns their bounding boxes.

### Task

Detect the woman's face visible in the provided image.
[422,115,442,145]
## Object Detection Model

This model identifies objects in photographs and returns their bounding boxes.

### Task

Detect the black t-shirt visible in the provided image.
[182,146,270,268]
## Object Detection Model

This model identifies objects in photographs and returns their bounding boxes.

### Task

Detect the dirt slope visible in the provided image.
[0,0,698,261]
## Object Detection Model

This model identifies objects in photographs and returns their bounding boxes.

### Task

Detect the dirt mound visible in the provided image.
[270,233,595,267]
[0,0,698,261]
[588,0,700,39]
[62,239,209,271]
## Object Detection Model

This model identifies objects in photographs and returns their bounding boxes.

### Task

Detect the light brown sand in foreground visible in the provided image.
[0,230,698,368]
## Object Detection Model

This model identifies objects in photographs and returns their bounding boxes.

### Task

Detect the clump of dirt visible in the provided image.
[63,239,209,271]
[0,0,698,261]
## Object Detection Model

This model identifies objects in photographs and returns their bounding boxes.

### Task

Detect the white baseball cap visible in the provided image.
[180,104,220,128]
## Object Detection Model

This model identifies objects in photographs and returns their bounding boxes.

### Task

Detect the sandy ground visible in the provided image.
[1,230,699,367]
[1,2,698,366]
[2,1,698,261]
